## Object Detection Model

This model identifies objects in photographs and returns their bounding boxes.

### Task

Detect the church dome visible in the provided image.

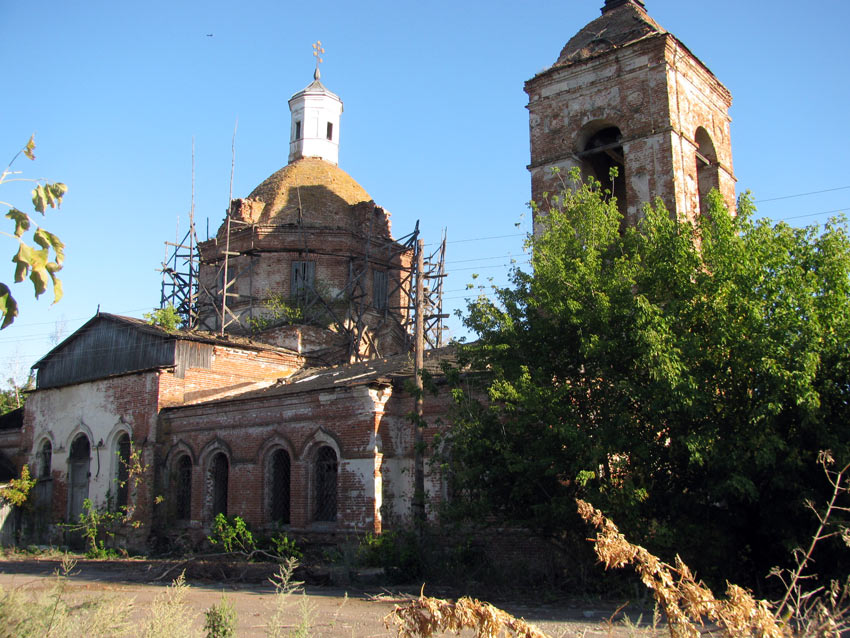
[247,157,373,226]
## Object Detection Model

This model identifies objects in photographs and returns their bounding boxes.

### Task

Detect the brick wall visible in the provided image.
[157,373,456,539]
[526,33,735,226]
[158,344,305,408]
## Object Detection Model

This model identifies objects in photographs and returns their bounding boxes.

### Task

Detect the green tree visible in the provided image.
[144,304,182,331]
[446,169,850,585]
[0,136,66,329]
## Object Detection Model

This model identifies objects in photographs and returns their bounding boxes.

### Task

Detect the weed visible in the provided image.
[203,595,237,638]
[264,557,316,638]
[139,571,198,638]
[0,556,132,637]
[770,452,850,638]
[67,498,122,558]
[386,590,548,638]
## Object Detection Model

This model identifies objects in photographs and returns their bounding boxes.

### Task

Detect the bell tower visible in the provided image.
[525,0,736,225]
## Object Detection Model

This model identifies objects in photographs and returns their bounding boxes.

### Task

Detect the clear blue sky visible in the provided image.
[1,0,848,386]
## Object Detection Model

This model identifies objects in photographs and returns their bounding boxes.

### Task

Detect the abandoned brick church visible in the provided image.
[2,0,735,549]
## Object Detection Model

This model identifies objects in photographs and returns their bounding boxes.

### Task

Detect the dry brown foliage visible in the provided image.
[385,590,550,638]
[576,499,784,638]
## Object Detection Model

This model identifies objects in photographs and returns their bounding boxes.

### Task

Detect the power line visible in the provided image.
[450,261,530,273]
[754,186,850,204]
[446,252,525,265]
[772,207,848,222]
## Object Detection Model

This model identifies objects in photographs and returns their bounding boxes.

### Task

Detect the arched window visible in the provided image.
[695,127,719,217]
[579,126,627,221]
[68,435,91,521]
[38,440,52,480]
[209,452,229,518]
[115,433,131,510]
[269,449,291,524]
[314,446,338,522]
[34,439,54,516]
[174,455,192,521]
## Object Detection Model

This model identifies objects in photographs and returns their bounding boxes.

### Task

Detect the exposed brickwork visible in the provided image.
[10,4,741,562]
[195,158,413,364]
[526,5,735,226]
[157,344,306,408]
[157,374,456,539]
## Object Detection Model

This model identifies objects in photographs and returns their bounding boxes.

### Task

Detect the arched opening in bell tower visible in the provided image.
[695,127,719,218]
[578,125,628,222]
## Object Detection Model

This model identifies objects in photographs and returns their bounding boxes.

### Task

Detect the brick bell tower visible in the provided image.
[525,0,736,226]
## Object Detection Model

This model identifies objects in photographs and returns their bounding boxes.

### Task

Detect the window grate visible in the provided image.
[314,446,338,522]
[270,449,291,524]
[210,453,229,518]
[373,270,388,310]
[175,455,192,520]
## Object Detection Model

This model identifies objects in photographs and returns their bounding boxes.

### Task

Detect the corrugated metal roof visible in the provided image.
[33,312,301,371]
[31,312,305,390]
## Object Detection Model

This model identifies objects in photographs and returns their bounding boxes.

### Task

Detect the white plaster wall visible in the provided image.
[288,91,343,165]
[341,456,376,528]
[379,455,414,527]
[26,374,155,518]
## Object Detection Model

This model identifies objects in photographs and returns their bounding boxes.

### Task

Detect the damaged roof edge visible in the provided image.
[160,345,460,412]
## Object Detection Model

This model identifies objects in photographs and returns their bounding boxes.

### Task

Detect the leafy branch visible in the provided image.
[0,135,66,328]
[0,464,35,507]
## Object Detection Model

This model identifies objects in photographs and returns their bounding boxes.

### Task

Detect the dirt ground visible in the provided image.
[0,556,658,637]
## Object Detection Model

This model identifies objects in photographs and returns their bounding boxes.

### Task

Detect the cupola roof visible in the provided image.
[288,73,341,106]
[554,0,664,67]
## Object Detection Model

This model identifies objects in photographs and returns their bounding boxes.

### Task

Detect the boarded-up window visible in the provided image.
[210,452,229,518]
[115,433,131,510]
[175,455,192,520]
[269,449,291,524]
[373,270,388,310]
[291,261,316,301]
[314,446,338,522]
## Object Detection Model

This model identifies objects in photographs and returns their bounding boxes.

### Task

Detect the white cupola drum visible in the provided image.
[288,41,343,166]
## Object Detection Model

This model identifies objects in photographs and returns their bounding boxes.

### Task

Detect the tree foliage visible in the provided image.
[446,169,850,585]
[144,304,182,331]
[0,136,66,329]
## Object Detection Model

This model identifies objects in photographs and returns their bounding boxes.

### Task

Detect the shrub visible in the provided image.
[207,514,254,554]
[358,530,422,582]
[269,532,303,561]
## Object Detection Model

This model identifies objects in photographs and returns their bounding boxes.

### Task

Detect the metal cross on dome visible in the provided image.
[312,40,325,80]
